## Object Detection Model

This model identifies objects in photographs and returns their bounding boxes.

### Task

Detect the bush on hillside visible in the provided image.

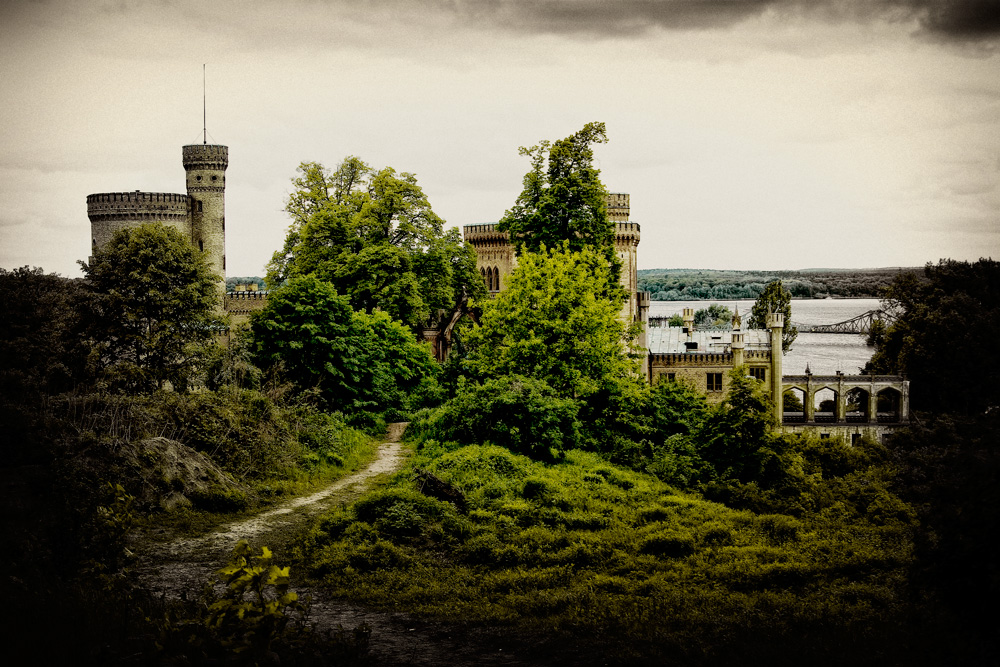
[411,375,581,462]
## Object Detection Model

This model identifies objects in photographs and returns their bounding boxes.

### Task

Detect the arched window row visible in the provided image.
[481,265,501,292]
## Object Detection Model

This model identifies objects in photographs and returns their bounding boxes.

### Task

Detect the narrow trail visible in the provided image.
[132,423,587,666]
[135,423,410,600]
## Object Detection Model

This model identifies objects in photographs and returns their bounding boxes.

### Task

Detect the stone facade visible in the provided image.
[87,143,229,306]
[648,309,911,440]
[225,285,270,327]
[462,193,651,331]
[648,308,781,410]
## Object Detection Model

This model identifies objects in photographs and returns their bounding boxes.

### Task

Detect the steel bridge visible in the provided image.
[793,309,893,335]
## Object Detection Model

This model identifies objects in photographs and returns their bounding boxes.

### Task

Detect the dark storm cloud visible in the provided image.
[447,0,1000,41]
[916,0,1000,36]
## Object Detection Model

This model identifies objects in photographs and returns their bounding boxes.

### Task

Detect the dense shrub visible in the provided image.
[414,375,581,461]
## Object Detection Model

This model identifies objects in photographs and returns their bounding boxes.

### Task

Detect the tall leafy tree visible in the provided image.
[0,267,93,396]
[498,122,621,285]
[267,158,484,327]
[747,279,797,352]
[699,369,785,485]
[867,258,1000,414]
[80,223,220,391]
[463,244,640,401]
[251,275,437,414]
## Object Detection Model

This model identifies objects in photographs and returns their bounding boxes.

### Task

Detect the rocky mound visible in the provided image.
[121,437,250,511]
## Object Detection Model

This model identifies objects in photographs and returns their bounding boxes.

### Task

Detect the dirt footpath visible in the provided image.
[134,423,606,666]
[136,423,409,597]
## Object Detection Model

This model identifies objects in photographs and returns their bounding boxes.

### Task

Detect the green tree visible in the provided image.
[251,275,437,415]
[497,122,621,286]
[462,244,640,401]
[267,158,484,327]
[421,375,581,461]
[748,279,797,352]
[867,258,1000,414]
[699,368,785,484]
[79,223,220,391]
[0,266,93,397]
[694,303,733,328]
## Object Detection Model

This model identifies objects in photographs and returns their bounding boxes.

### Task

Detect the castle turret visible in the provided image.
[682,308,695,338]
[183,144,228,303]
[767,311,784,423]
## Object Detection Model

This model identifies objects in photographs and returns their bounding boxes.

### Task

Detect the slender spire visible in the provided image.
[203,64,207,145]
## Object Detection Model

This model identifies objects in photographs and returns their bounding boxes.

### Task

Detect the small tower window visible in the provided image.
[196,175,202,181]
[199,240,204,252]
[211,175,217,181]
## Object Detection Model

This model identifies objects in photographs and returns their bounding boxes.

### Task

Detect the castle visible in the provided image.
[464,195,910,443]
[463,193,650,346]
[88,144,228,295]
[86,142,268,323]
[86,140,909,441]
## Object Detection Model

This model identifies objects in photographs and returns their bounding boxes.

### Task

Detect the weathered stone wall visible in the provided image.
[615,221,640,323]
[224,290,268,327]
[650,350,772,402]
[463,223,517,295]
[607,192,629,222]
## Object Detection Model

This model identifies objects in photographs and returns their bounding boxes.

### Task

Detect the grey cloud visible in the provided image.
[444,0,1000,41]
[916,0,1000,37]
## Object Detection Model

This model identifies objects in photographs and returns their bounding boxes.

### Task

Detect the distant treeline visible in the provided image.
[225,276,267,291]
[638,267,917,301]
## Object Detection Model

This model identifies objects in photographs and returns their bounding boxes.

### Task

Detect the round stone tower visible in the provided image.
[182,144,228,298]
[87,191,193,259]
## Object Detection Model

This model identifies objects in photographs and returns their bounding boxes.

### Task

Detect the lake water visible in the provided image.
[649,299,881,376]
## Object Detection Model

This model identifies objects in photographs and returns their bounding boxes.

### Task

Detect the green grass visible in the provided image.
[296,442,920,662]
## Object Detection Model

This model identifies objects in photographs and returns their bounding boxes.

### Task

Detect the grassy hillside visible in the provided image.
[297,437,937,665]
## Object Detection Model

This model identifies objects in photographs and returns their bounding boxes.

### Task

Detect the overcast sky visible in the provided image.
[1,0,998,277]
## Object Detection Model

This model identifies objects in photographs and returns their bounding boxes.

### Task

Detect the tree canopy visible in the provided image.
[747,279,797,353]
[267,158,484,328]
[79,223,221,391]
[462,243,639,402]
[867,258,1000,414]
[251,275,438,415]
[0,267,92,396]
[497,122,620,284]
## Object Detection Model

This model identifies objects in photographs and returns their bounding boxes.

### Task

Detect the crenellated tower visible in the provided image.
[87,142,230,309]
[183,144,228,300]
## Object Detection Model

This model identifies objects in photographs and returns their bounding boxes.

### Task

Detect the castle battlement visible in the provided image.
[607,192,629,222]
[87,191,191,219]
[182,144,229,170]
[614,222,641,245]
